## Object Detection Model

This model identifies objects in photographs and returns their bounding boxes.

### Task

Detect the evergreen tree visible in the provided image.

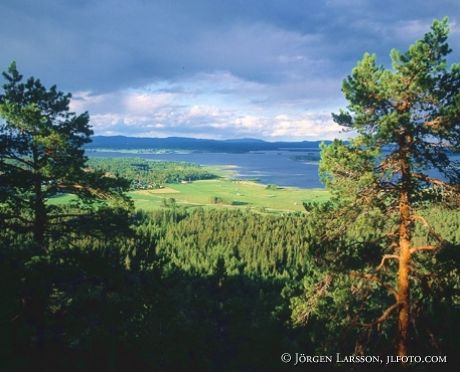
[0,63,132,367]
[319,18,460,356]
[0,62,131,251]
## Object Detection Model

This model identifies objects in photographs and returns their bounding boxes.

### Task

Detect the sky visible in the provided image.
[1,0,459,141]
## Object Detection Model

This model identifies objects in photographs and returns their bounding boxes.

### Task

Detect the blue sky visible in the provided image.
[1,0,459,140]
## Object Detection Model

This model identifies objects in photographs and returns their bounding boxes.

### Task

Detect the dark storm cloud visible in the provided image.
[1,0,459,139]
[2,0,458,91]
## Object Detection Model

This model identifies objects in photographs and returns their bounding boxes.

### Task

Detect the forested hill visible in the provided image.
[86,135,330,153]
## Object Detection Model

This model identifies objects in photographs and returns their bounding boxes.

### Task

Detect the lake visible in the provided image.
[87,149,323,188]
[87,149,460,189]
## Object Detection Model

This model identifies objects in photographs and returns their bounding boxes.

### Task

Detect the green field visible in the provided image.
[128,179,329,212]
[49,162,330,213]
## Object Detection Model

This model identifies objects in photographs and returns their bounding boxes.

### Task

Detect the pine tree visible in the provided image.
[0,62,131,251]
[320,18,460,356]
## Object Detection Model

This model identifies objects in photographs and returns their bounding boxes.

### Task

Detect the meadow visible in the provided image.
[49,158,330,212]
[129,178,329,212]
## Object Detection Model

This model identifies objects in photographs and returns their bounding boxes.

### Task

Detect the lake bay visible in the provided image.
[87,149,323,188]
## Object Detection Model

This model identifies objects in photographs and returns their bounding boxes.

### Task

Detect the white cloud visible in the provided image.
[123,92,174,114]
[269,113,344,139]
[392,19,433,42]
[69,71,348,141]
[234,115,265,130]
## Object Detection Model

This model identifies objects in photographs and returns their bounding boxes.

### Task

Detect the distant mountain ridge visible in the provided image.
[87,136,331,153]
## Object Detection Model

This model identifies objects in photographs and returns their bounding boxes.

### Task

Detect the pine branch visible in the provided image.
[2,152,34,167]
[376,254,399,271]
[410,245,440,254]
[54,183,113,199]
[353,302,399,329]
[375,302,400,325]
[411,214,444,243]
[413,173,460,193]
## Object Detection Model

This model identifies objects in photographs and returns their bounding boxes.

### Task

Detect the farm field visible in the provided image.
[49,178,329,212]
[128,178,329,212]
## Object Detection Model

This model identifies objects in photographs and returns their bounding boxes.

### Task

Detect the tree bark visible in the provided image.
[397,189,411,356]
[397,146,412,357]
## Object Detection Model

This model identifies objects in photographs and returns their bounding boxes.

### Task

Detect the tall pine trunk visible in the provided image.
[397,144,412,356]
[397,189,411,356]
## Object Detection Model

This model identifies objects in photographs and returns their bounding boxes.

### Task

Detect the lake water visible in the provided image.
[87,149,323,188]
[87,149,460,189]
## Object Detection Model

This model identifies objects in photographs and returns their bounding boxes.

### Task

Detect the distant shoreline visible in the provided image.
[86,150,325,189]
